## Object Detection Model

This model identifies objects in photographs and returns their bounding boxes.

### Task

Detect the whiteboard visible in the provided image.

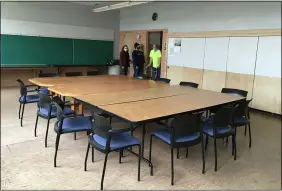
[227,37,259,75]
[167,38,206,69]
[203,37,229,72]
[255,36,281,78]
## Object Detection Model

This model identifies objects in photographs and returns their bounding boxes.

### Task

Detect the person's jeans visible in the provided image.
[121,66,128,76]
[153,67,160,80]
[133,64,138,77]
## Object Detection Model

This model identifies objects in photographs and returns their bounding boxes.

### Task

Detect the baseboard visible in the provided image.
[249,108,281,118]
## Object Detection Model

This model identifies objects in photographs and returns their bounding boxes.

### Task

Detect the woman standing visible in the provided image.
[120,45,131,76]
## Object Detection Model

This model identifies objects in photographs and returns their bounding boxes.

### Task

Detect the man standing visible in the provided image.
[147,44,162,80]
[132,43,145,77]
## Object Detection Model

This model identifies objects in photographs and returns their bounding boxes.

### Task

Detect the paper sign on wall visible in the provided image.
[173,39,182,53]
[169,39,182,56]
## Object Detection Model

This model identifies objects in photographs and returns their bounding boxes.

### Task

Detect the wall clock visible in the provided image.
[152,12,158,21]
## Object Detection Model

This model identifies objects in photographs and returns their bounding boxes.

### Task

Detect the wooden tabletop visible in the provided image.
[29,75,138,87]
[75,85,197,106]
[99,88,245,122]
[48,79,168,96]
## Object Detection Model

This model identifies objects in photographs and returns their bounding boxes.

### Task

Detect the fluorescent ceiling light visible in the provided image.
[93,1,152,12]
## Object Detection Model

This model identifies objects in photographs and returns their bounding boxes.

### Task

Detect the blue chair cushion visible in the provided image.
[39,106,74,118]
[39,88,50,95]
[152,129,200,144]
[54,116,92,134]
[234,116,249,126]
[203,122,232,136]
[19,95,39,103]
[92,132,141,151]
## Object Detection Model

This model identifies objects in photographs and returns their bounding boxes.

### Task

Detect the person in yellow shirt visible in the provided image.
[146,44,162,80]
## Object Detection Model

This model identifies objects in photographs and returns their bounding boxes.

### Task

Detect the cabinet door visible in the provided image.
[182,38,206,87]
[252,36,281,114]
[202,37,229,92]
[226,37,258,99]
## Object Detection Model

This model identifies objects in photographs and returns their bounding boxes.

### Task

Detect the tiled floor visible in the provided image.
[1,88,281,190]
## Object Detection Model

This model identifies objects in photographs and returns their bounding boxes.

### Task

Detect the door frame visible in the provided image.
[119,28,168,77]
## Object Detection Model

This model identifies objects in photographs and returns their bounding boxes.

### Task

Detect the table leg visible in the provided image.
[78,103,84,114]
[71,98,75,111]
[126,124,153,169]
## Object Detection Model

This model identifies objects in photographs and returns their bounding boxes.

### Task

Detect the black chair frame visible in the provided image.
[149,112,205,185]
[84,114,141,190]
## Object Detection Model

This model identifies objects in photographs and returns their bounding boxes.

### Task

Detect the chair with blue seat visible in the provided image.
[203,104,238,172]
[149,112,205,185]
[87,70,100,76]
[38,72,60,95]
[84,114,141,190]
[179,81,199,88]
[65,72,83,76]
[38,72,59,77]
[158,78,171,84]
[208,88,248,118]
[52,98,93,168]
[16,79,40,127]
[233,99,253,148]
[34,92,76,147]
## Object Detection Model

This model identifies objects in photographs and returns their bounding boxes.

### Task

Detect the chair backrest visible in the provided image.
[87,70,100,76]
[52,96,66,121]
[65,72,83,77]
[221,88,248,97]
[170,112,203,145]
[179,81,199,88]
[91,114,112,138]
[158,78,171,84]
[38,72,59,77]
[234,98,253,118]
[16,79,27,97]
[213,104,238,128]
[38,91,52,108]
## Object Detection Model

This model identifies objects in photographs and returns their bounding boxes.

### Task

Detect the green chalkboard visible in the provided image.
[1,34,73,66]
[0,34,114,67]
[73,39,113,66]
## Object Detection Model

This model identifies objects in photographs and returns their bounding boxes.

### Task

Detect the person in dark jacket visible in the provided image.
[120,45,131,76]
[132,43,145,77]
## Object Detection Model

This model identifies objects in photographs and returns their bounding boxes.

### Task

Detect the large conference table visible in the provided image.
[29,75,245,169]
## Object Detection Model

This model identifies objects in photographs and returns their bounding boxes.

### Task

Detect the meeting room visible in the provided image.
[1,1,281,190]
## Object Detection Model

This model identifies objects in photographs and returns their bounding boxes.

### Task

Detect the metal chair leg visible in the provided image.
[205,136,209,150]
[101,154,108,190]
[201,137,205,174]
[74,132,76,140]
[20,103,25,127]
[213,137,218,172]
[34,114,39,137]
[92,146,94,162]
[84,143,90,171]
[45,118,50,147]
[248,123,252,148]
[232,134,237,160]
[119,150,122,164]
[171,148,174,186]
[18,103,22,119]
[138,145,141,181]
[243,125,247,135]
[185,148,188,158]
[177,148,180,159]
[149,135,153,175]
[54,134,61,167]
[141,124,146,157]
